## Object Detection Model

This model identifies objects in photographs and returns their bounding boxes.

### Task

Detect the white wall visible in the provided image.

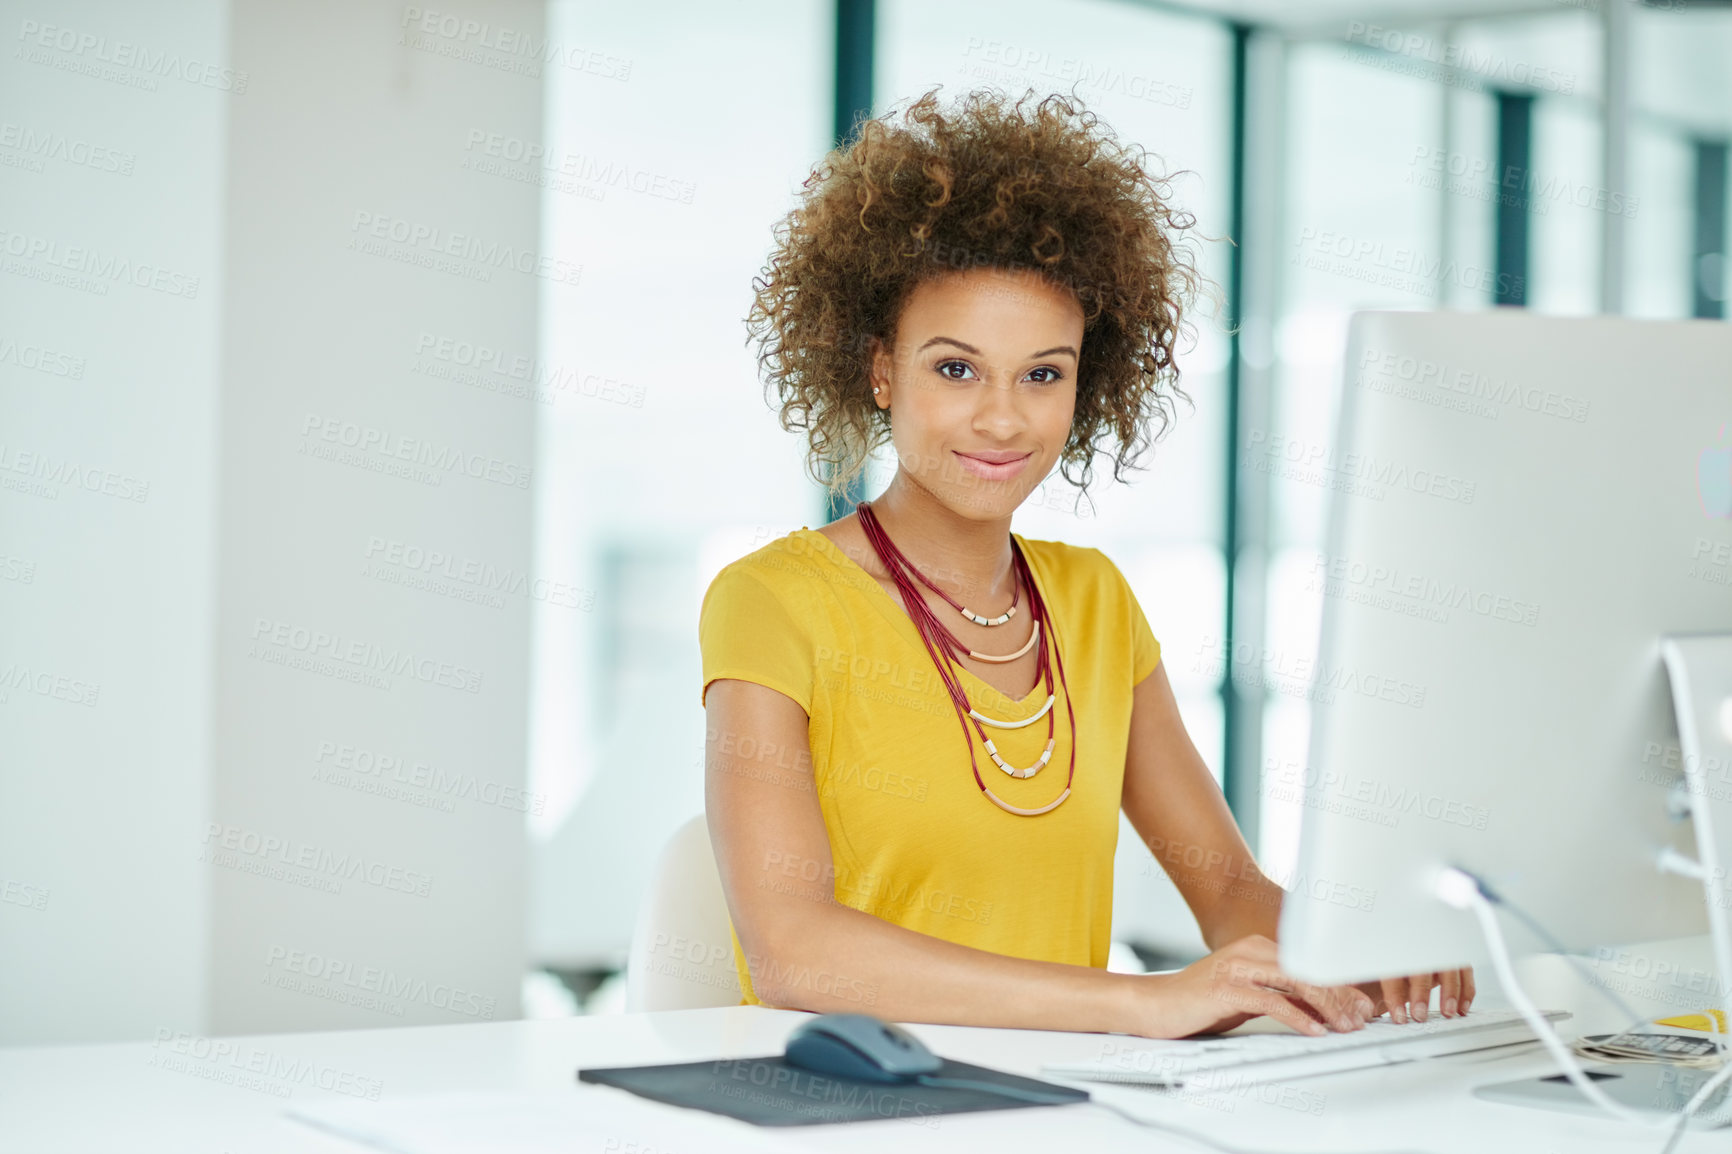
[0,0,542,1044]
[0,0,228,1045]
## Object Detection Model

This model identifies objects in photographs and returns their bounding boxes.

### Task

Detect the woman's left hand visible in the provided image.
[1355,966,1475,1023]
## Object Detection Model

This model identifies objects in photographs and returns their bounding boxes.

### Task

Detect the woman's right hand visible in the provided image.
[1131,934,1374,1039]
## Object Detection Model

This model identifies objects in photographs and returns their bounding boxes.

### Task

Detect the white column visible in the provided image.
[208,0,542,1034]
[0,0,543,1044]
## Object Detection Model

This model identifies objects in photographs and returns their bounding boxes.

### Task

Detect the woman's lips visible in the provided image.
[954,450,1033,482]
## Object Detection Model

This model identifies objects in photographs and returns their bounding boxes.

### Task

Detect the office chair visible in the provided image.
[624,813,744,1011]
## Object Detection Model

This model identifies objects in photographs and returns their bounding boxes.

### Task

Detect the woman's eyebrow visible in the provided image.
[917,336,981,354]
[916,336,1078,360]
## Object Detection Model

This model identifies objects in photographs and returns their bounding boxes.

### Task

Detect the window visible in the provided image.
[528,0,829,971]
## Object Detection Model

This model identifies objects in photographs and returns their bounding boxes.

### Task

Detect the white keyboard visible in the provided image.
[1043,1008,1569,1091]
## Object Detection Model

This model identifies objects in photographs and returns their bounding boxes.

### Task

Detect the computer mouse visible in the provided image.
[783,1013,943,1083]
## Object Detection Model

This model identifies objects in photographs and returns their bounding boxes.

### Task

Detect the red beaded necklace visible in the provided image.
[856,500,1077,817]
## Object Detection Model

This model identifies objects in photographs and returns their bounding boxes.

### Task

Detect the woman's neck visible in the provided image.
[867,471,1016,606]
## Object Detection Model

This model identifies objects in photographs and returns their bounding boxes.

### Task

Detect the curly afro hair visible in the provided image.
[746,86,1206,500]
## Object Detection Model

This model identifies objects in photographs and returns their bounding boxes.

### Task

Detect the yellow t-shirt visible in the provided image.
[698,527,1161,1006]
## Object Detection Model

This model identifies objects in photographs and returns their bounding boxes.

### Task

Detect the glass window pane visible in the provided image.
[1629,5,1732,318]
[528,0,828,971]
[1624,124,1694,318]
[1526,99,1602,316]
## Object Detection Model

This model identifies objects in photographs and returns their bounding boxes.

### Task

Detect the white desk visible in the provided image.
[1,1004,1723,1153]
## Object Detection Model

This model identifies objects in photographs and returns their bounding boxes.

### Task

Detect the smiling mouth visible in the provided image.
[956,451,1033,466]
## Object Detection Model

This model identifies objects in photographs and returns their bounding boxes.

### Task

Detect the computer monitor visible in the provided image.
[1276,310,1732,995]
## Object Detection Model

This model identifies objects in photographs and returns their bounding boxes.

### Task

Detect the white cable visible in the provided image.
[1444,869,1669,1129]
[1438,867,1732,1135]
[1464,890,1661,1127]
[1681,1059,1732,1128]
[1659,1060,1732,1154]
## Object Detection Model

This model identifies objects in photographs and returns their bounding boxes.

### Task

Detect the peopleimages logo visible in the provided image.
[1701,423,1731,519]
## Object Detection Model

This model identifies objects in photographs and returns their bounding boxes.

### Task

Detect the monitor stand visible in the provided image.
[1474,634,1732,1128]
[1474,1063,1732,1129]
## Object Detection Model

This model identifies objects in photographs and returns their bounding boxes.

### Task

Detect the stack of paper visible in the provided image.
[287,1087,814,1154]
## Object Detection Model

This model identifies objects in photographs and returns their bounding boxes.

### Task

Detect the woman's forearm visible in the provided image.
[744,899,1141,1034]
[1197,874,1285,951]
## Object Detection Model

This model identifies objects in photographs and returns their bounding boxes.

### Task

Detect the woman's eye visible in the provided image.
[931,361,1064,384]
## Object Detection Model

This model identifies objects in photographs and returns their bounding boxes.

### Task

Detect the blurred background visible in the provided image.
[1,0,1727,1044]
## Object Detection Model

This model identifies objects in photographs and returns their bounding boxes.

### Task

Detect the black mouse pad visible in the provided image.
[577,1056,1090,1127]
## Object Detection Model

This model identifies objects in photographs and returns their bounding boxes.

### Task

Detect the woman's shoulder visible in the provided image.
[1015,534,1125,582]
[703,528,874,610]
[1016,533,1145,611]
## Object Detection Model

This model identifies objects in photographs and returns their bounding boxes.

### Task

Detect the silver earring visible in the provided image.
[872,387,881,394]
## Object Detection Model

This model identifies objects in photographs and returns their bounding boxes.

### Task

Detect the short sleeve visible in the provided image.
[1129,588,1162,686]
[698,562,816,712]
[1091,547,1162,686]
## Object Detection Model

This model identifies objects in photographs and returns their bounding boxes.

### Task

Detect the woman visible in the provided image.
[700,88,1471,1038]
